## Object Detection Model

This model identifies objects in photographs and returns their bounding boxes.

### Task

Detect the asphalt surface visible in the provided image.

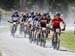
[0,22,75,56]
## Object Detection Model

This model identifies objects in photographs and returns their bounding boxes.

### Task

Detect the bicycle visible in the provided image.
[29,25,35,43]
[20,22,25,34]
[8,21,19,37]
[52,23,65,50]
[36,27,47,47]
[52,28,60,50]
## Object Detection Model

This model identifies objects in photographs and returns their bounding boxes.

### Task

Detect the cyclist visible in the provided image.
[35,13,48,46]
[47,15,51,28]
[11,11,19,22]
[38,13,47,39]
[39,13,47,29]
[33,13,41,42]
[8,11,20,36]
[46,15,51,38]
[19,13,27,34]
[49,13,66,46]
[8,11,19,23]
[28,12,35,42]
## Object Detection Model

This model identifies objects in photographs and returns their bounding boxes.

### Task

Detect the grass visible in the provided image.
[61,31,75,50]
[0,53,2,56]
[47,31,75,50]
[0,49,2,56]
[0,53,1,56]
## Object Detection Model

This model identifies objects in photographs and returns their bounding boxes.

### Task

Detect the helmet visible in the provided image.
[35,17,38,21]
[31,12,34,15]
[56,13,61,17]
[14,11,18,14]
[37,13,41,16]
[43,13,46,16]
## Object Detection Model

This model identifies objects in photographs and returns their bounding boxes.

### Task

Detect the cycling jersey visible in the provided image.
[21,15,27,22]
[28,17,34,26]
[47,18,51,24]
[34,17,39,27]
[52,18,64,28]
[12,14,19,22]
[40,18,47,27]
[34,16,39,21]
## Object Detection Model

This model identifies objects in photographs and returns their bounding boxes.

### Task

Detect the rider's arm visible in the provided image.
[61,19,66,30]
[38,19,41,27]
[19,16,22,23]
[19,15,23,24]
[61,18,66,27]
[63,21,66,30]
[63,21,66,27]
[49,20,53,26]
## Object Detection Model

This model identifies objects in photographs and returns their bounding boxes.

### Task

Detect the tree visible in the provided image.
[0,0,19,10]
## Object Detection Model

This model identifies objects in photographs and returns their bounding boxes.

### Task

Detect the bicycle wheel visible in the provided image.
[29,31,33,43]
[40,33,43,46]
[56,34,60,50]
[42,32,46,48]
[20,23,24,34]
[53,33,57,49]
[11,25,17,37]
[36,34,39,45]
[24,26,27,38]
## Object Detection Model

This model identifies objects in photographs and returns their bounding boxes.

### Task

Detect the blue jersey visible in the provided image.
[33,17,39,27]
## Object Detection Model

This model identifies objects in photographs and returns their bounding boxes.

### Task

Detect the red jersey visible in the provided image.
[52,18,64,28]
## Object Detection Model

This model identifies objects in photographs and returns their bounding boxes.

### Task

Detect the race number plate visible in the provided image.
[13,22,16,24]
[42,28,46,30]
[56,29,60,33]
[46,24,49,27]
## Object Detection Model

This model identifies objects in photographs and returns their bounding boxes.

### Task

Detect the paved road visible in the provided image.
[0,23,75,56]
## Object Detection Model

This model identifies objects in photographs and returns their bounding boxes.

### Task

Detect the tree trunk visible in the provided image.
[19,0,27,12]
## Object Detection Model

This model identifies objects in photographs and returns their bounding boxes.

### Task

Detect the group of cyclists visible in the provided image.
[8,11,66,49]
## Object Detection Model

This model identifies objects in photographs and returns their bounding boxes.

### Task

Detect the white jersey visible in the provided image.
[13,17,19,21]
[28,17,33,25]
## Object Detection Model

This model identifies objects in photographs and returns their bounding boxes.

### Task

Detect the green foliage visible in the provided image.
[0,0,75,10]
[48,31,75,50]
[61,31,75,50]
[0,0,19,10]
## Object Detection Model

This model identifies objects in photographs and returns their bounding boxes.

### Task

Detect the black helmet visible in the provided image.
[31,12,34,15]
[14,11,18,14]
[56,13,61,17]
[43,13,46,16]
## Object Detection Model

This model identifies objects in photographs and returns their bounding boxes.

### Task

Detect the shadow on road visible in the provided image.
[59,49,75,53]
[45,45,75,53]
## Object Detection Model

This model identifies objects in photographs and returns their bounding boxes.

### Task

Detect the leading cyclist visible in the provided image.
[49,13,66,46]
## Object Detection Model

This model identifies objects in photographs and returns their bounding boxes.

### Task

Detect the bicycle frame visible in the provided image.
[53,28,60,50]
[38,27,47,47]
[11,22,18,37]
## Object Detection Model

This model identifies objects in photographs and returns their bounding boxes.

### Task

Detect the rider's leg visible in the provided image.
[36,29,41,40]
[15,24,18,31]
[20,24,22,34]
[34,29,37,40]
[50,30,55,46]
